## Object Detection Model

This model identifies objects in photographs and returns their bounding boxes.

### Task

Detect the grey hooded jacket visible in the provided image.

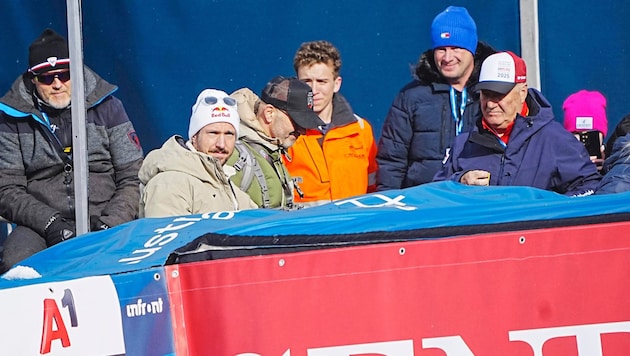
[0,67,144,234]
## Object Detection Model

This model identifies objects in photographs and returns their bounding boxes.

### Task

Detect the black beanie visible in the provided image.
[28,29,70,75]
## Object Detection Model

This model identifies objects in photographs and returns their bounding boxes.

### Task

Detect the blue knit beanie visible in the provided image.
[431,6,478,54]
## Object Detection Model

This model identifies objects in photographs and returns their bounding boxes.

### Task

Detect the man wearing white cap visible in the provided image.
[434,51,601,196]
[139,89,257,217]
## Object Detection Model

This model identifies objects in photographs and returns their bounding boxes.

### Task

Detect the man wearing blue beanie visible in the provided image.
[431,6,478,55]
[376,6,496,190]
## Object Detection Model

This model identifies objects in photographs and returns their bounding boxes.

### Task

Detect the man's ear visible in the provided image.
[519,83,528,102]
[262,104,275,124]
[333,75,342,93]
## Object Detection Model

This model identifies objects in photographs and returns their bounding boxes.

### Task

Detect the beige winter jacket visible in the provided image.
[138,135,257,217]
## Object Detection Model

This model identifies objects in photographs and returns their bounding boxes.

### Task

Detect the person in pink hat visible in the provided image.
[562,90,608,171]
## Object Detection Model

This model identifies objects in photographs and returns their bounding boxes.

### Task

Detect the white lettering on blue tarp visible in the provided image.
[118,212,239,265]
[335,194,417,211]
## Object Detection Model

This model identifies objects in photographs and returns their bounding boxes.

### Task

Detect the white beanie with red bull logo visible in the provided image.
[188,89,240,140]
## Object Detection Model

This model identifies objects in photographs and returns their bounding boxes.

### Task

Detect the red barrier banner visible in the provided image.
[166,221,630,355]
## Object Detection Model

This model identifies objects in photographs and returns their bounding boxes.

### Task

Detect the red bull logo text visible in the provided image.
[211,106,232,118]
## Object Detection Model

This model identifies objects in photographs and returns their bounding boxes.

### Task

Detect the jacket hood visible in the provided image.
[231,87,282,151]
[414,41,496,88]
[517,88,554,134]
[330,93,356,128]
[138,135,230,187]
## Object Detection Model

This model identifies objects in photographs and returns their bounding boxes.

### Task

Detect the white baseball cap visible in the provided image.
[477,51,527,94]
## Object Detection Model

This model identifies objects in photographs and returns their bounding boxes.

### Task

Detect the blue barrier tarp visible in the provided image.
[2,181,629,289]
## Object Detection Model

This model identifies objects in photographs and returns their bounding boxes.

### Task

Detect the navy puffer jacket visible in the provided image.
[376,42,495,190]
[596,134,630,194]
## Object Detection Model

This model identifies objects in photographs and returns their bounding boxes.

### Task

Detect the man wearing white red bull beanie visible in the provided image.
[377,6,497,190]
[434,51,601,196]
[138,89,257,217]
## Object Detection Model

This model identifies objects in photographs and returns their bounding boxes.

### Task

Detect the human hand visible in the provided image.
[590,146,606,172]
[460,170,491,186]
[90,215,110,231]
[44,216,76,246]
[591,157,605,172]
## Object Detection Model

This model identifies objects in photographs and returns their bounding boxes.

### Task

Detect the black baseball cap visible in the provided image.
[261,76,324,129]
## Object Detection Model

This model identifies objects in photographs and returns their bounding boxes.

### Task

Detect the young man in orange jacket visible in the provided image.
[285,40,378,207]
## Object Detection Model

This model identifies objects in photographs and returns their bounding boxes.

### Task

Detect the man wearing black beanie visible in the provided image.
[0,29,144,272]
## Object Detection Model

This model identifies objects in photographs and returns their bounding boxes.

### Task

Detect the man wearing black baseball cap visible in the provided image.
[227,76,323,209]
[260,75,324,141]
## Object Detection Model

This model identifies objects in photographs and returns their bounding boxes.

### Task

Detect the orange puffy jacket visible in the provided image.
[285,113,377,207]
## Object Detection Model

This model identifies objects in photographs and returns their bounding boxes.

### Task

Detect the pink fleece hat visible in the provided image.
[562,90,608,137]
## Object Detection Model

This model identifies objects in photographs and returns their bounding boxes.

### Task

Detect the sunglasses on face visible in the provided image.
[203,96,236,106]
[35,71,71,85]
[278,109,305,133]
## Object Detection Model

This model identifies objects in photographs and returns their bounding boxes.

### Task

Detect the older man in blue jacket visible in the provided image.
[433,51,601,196]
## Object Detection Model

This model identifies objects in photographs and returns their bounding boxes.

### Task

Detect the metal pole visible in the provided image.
[519,0,541,90]
[66,0,89,235]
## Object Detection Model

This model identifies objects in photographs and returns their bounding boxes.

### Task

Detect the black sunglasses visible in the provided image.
[36,71,71,85]
[204,96,236,106]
